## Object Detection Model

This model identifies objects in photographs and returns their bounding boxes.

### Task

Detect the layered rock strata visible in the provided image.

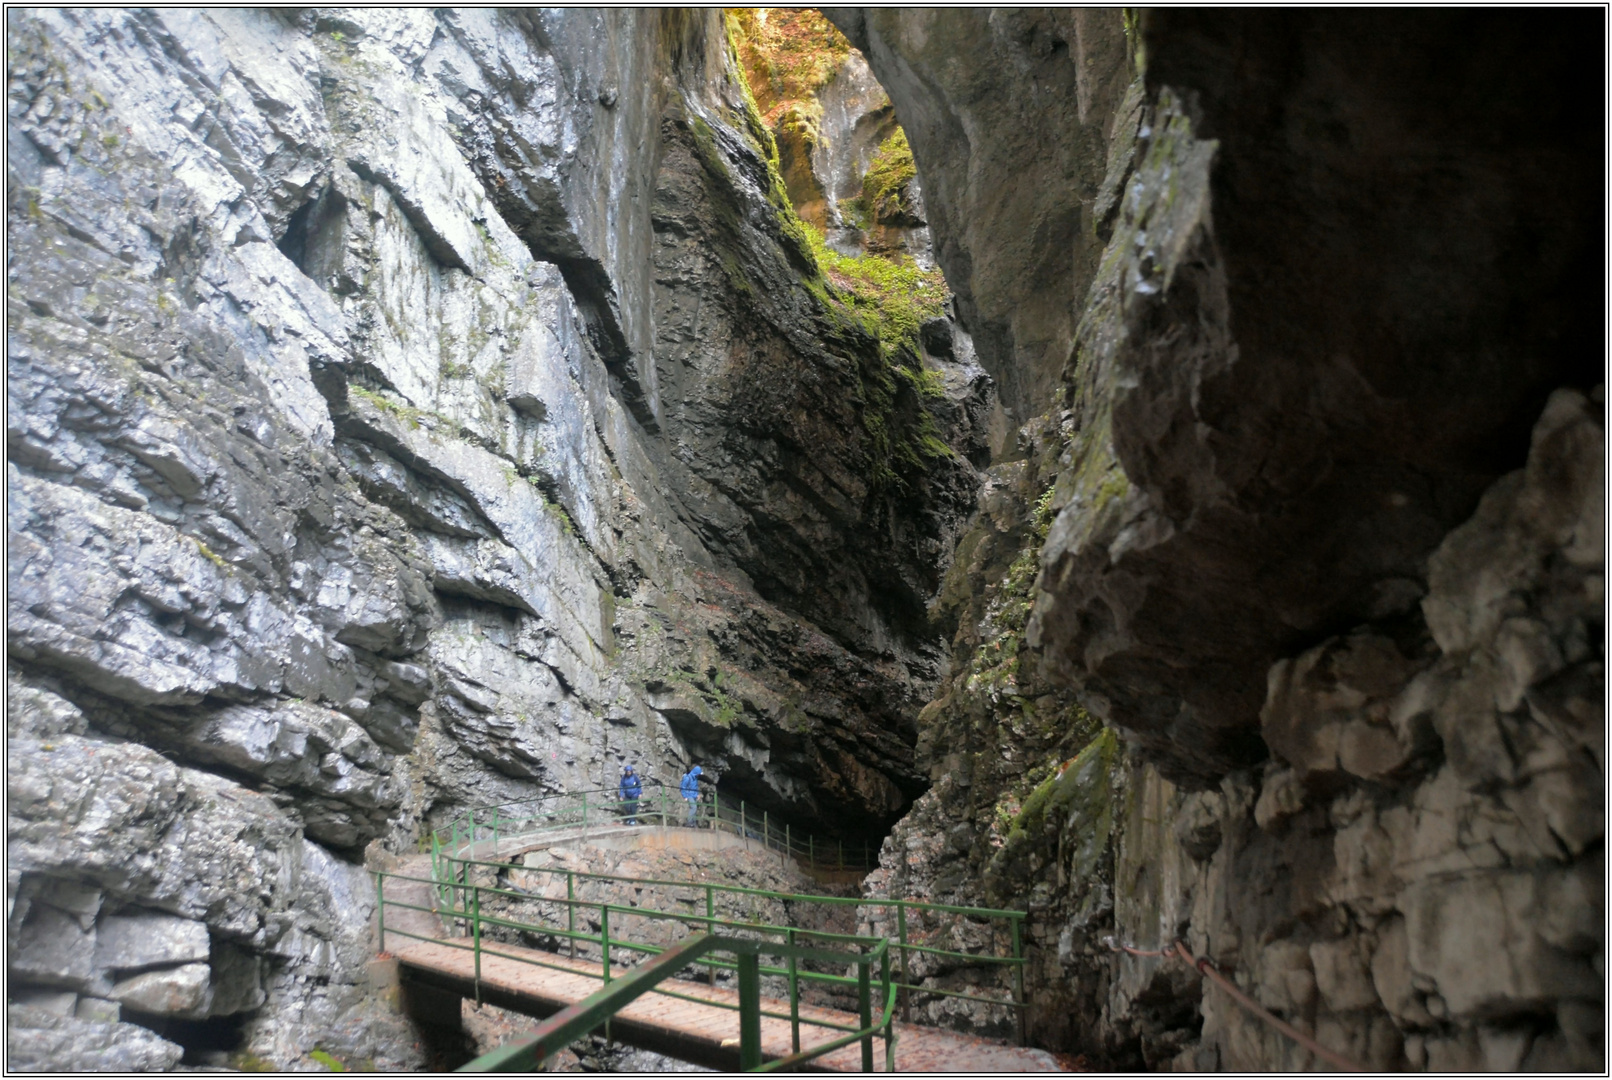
[7,7,981,1067]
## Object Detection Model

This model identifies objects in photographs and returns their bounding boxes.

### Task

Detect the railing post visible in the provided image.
[740,799,746,840]
[809,835,815,870]
[468,809,476,857]
[738,950,762,1070]
[601,903,611,984]
[787,928,801,1054]
[472,885,482,1004]
[568,872,577,960]
[439,841,451,926]
[898,905,911,1024]
[1012,916,1025,1047]
[858,957,873,1072]
[705,885,716,986]
[491,806,501,853]
[375,872,386,954]
[882,945,895,1072]
[785,824,790,868]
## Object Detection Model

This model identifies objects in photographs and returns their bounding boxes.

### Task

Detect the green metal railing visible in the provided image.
[432,784,879,874]
[379,783,1031,1068]
[429,854,1028,1043]
[374,869,898,1071]
[454,931,900,1073]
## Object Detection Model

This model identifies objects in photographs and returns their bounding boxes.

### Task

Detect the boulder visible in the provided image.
[7,736,302,942]
[1370,916,1434,1029]
[9,989,77,1016]
[94,912,211,975]
[7,1003,183,1072]
[8,904,97,991]
[1309,936,1380,1014]
[6,678,88,740]
[1404,869,1601,1020]
[108,962,212,1018]
[208,941,266,1016]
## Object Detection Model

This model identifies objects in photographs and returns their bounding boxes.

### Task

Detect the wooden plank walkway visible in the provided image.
[394,937,1061,1072]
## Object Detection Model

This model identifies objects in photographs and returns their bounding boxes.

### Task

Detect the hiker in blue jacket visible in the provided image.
[619,764,642,825]
[680,765,703,827]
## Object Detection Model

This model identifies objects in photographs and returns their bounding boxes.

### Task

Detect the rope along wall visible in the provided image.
[1105,938,1366,1072]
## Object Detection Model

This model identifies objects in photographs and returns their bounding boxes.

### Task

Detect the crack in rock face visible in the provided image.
[7,6,1602,1073]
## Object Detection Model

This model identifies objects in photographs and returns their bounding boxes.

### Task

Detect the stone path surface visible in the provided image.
[394,937,1061,1072]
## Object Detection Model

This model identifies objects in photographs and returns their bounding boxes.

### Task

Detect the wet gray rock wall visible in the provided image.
[7,6,982,1068]
[836,6,1603,1071]
[1100,385,1602,1070]
[825,8,1134,427]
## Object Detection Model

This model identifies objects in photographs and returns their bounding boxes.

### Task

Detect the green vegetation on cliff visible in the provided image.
[721,11,952,491]
[985,728,1121,896]
[726,8,850,127]
[799,220,952,485]
[802,223,946,361]
[965,484,1060,698]
[842,129,918,229]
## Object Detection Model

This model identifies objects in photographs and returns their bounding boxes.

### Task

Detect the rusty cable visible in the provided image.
[1102,936,1365,1072]
[1101,935,1173,958]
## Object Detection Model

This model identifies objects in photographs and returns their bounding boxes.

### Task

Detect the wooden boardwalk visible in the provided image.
[393,937,1062,1072]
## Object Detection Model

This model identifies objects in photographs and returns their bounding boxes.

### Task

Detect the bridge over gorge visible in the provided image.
[372,786,1063,1071]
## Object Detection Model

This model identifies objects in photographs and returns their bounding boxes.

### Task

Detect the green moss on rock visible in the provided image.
[850,129,918,225]
[715,19,955,495]
[726,8,851,128]
[987,728,1120,891]
[309,1049,348,1072]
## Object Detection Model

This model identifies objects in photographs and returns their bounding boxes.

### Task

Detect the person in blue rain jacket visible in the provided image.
[680,764,703,827]
[619,764,642,825]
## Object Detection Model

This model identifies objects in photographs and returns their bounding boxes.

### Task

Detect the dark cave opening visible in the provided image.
[119,1010,249,1066]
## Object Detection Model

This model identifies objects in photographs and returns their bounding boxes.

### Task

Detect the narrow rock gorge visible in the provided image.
[7,7,1602,1072]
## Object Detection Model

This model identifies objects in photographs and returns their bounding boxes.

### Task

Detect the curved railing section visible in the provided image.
[428,784,880,873]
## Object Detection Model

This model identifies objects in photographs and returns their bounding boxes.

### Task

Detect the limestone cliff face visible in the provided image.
[834,7,1602,1071]
[6,8,980,1067]
[729,9,933,268]
[826,8,1134,430]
